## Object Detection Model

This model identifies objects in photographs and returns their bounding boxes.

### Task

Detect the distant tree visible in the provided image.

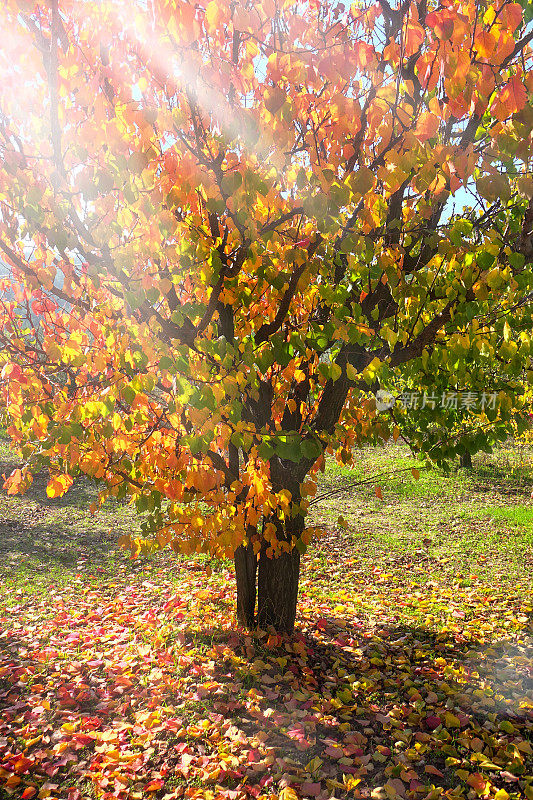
[1,0,533,631]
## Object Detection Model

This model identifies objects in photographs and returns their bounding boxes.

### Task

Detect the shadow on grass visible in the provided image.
[0,520,116,568]
[465,455,533,496]
[25,471,100,509]
[0,461,101,509]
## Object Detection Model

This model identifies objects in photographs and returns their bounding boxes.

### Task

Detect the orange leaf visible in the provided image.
[4,467,23,495]
[475,30,496,60]
[144,780,164,792]
[22,788,37,799]
[492,75,526,120]
[46,473,74,499]
[414,112,439,143]
[426,11,454,41]
[374,485,383,500]
[411,468,420,480]
[466,773,488,795]
[405,20,425,56]
[264,86,286,115]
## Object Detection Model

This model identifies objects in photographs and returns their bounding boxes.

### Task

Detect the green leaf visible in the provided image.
[159,356,173,371]
[301,438,322,459]
[295,537,307,554]
[330,363,342,382]
[220,171,243,196]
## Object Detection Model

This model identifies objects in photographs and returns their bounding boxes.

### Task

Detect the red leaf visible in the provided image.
[425,766,445,778]
[501,3,523,31]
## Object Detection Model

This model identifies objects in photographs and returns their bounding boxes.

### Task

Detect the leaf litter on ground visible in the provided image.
[0,441,532,800]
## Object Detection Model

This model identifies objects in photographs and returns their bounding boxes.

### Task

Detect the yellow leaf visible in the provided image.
[305,756,323,773]
[205,1,222,29]
[46,473,74,499]
[494,791,509,800]
[280,788,300,800]
[346,362,358,381]
[330,363,342,382]
[445,712,460,728]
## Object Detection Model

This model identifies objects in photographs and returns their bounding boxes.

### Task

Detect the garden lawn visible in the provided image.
[0,437,531,800]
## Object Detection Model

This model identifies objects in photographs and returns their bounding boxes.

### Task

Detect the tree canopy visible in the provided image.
[0,0,532,631]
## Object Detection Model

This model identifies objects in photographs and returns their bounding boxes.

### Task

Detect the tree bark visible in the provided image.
[234,540,257,628]
[460,451,472,469]
[257,546,300,633]
[256,513,303,634]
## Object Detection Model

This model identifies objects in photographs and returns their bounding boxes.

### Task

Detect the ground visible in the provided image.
[0,436,531,800]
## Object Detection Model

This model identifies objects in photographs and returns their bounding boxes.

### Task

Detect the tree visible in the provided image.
[0,0,532,633]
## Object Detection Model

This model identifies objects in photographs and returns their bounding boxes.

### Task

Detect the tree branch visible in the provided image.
[255,236,322,345]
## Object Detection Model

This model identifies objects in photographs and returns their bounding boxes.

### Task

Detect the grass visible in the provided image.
[302,440,533,602]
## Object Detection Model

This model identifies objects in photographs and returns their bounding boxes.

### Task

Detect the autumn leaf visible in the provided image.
[205,1,223,30]
[501,3,523,31]
[280,788,300,800]
[144,780,164,792]
[3,468,23,495]
[46,474,74,499]
[475,30,496,60]
[426,11,454,41]
[414,112,439,143]
[491,75,527,120]
[264,86,286,114]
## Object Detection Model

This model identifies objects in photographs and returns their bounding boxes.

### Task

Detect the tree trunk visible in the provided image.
[256,513,303,634]
[234,540,257,628]
[257,546,300,633]
[460,451,472,469]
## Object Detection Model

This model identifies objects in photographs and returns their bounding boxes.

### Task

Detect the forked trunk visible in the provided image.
[233,513,303,634]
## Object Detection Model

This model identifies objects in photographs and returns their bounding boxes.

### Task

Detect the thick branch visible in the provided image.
[388,299,455,367]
